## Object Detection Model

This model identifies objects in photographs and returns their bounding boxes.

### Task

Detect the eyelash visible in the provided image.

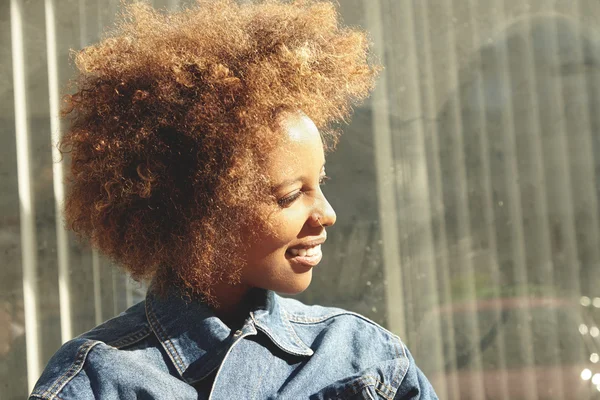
[277,175,330,207]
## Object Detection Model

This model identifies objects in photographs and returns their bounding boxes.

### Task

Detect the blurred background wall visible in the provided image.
[3,0,600,399]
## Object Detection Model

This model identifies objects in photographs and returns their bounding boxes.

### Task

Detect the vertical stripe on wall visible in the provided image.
[11,0,41,391]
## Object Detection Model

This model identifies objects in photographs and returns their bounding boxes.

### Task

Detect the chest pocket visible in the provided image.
[308,376,394,400]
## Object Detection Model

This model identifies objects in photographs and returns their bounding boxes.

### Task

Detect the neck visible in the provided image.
[211,282,252,328]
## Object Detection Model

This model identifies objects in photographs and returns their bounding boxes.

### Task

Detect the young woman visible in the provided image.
[30,1,438,398]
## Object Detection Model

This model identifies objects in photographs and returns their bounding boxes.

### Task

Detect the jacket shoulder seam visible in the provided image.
[105,325,152,349]
[279,299,351,324]
[290,309,407,351]
[389,337,409,394]
[286,309,392,336]
[31,340,102,400]
[287,306,409,397]
[286,311,348,324]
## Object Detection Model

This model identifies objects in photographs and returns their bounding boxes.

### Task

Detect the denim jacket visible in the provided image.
[30,288,438,400]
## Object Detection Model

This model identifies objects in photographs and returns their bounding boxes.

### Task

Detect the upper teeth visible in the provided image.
[289,245,321,257]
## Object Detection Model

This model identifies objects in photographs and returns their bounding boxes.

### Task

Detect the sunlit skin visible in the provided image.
[212,113,337,319]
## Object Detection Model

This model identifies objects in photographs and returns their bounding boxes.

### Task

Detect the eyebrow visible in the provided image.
[271,162,326,191]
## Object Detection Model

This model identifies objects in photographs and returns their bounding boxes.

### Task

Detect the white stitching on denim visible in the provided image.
[374,386,393,400]
[337,376,393,400]
[145,299,187,376]
[285,312,345,324]
[107,326,151,349]
[252,319,311,357]
[37,341,101,400]
[389,340,410,399]
[367,376,395,400]
[286,308,409,399]
[280,308,312,354]
[387,336,401,390]
[360,375,395,395]
[365,388,377,400]
[208,332,253,400]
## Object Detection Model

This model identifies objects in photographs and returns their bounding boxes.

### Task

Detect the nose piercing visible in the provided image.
[316,216,324,228]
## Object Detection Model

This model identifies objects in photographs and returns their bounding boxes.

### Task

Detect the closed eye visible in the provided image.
[277,191,302,207]
[277,174,329,208]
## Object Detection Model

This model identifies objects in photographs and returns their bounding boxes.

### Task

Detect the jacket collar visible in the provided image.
[145,287,313,384]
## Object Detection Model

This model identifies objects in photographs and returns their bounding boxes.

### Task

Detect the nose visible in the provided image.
[309,191,337,228]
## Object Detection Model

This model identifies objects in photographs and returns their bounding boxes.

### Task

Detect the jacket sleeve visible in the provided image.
[394,345,439,400]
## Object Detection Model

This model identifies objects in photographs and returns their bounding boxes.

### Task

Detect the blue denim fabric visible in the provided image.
[30,289,438,399]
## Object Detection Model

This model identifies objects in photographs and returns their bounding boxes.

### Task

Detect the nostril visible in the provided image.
[309,212,322,228]
[320,209,336,227]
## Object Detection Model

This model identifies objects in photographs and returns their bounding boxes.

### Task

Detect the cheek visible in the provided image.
[248,216,305,258]
[244,225,288,256]
[260,227,295,252]
[272,215,307,243]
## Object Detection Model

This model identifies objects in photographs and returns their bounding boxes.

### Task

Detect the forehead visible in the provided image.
[280,113,320,142]
[266,114,325,178]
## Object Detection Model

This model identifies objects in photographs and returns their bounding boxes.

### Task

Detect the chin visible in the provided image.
[274,271,313,295]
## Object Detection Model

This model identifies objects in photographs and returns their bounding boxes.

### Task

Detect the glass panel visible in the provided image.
[2,0,600,398]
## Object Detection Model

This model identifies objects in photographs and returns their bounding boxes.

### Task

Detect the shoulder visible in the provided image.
[280,295,392,328]
[279,296,439,399]
[279,296,412,397]
[280,295,404,350]
[79,301,151,348]
[29,301,152,400]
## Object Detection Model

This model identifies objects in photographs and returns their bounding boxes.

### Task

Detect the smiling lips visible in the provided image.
[286,238,325,267]
[287,245,321,257]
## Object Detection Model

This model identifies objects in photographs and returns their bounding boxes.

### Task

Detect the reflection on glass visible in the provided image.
[2,0,600,399]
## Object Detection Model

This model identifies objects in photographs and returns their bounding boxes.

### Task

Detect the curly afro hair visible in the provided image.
[61,0,379,303]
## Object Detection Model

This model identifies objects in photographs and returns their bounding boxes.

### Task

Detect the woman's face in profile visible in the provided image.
[240,114,337,294]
